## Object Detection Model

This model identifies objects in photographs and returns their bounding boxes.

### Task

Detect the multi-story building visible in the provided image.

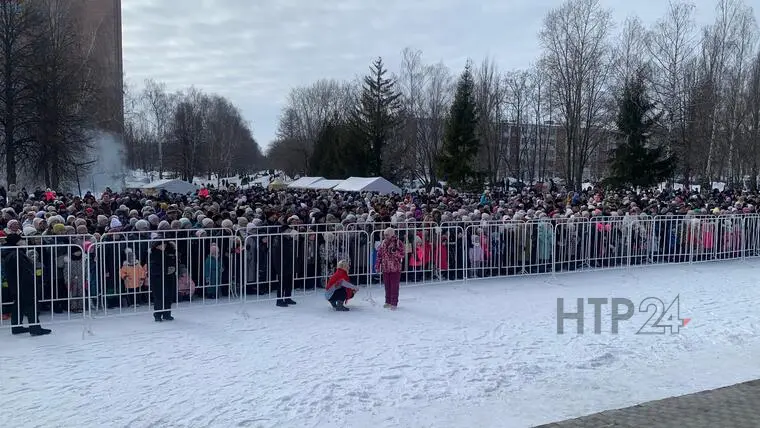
[70,0,124,135]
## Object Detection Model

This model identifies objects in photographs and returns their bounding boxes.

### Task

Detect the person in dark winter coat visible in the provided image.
[271,222,297,307]
[149,233,177,322]
[3,234,51,335]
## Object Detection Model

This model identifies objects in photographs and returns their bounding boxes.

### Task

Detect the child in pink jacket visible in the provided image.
[177,265,196,301]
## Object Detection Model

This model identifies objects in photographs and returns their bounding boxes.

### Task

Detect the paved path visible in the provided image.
[536,379,760,428]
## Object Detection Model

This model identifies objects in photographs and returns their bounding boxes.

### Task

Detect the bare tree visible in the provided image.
[474,57,506,186]
[647,1,698,185]
[417,61,452,186]
[397,47,428,183]
[0,1,38,186]
[27,0,97,189]
[504,69,532,182]
[614,16,650,89]
[704,0,758,185]
[268,79,356,175]
[141,79,174,178]
[540,0,613,190]
[745,51,760,188]
[524,64,557,183]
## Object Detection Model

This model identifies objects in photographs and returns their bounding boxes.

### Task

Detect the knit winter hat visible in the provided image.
[5,234,23,246]
[110,218,122,229]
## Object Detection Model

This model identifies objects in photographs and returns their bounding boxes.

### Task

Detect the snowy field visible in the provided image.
[3,261,760,428]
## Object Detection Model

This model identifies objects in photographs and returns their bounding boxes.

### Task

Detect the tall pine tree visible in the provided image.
[350,57,401,177]
[437,61,481,189]
[605,71,676,189]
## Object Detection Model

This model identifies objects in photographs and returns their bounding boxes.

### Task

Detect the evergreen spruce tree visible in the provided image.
[606,71,676,190]
[350,57,402,177]
[437,61,481,189]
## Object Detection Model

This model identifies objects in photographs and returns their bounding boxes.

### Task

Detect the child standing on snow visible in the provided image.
[177,265,196,301]
[325,260,358,311]
[120,248,146,306]
[204,244,223,299]
[375,228,404,310]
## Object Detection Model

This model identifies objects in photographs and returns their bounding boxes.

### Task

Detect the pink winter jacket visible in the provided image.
[375,236,404,273]
[177,274,196,296]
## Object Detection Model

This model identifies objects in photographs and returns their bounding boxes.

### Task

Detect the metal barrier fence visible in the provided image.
[3,215,760,330]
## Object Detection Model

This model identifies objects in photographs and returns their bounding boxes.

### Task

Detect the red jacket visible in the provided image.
[326,268,355,301]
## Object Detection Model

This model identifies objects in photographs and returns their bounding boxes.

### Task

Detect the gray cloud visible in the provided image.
[122,0,719,149]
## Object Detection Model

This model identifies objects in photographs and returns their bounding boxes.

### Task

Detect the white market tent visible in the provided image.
[287,176,325,189]
[301,179,343,190]
[139,179,199,195]
[332,177,402,195]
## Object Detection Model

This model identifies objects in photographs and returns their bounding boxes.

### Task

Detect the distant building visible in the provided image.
[70,0,124,135]
[502,121,617,185]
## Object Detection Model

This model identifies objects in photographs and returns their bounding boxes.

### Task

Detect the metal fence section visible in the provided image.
[0,242,88,330]
[4,214,760,331]
[368,224,467,287]
[93,232,244,317]
[243,228,371,303]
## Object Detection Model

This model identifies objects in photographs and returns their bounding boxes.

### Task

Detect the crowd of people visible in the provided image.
[1,180,759,334]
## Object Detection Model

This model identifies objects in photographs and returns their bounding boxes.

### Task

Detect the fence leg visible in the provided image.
[81,300,93,339]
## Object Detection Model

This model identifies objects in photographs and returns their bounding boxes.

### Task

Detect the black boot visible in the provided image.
[276,299,288,307]
[284,298,297,305]
[29,325,51,336]
[329,300,338,309]
[335,302,349,312]
[162,312,174,321]
[10,310,24,334]
[154,313,163,322]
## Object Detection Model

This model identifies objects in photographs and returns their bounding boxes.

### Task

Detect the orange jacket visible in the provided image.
[120,263,146,290]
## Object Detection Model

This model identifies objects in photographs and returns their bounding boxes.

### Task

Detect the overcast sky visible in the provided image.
[122,0,719,150]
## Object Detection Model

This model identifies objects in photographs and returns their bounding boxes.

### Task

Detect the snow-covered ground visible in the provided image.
[3,261,760,428]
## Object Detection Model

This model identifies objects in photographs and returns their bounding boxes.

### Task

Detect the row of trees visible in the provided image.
[266,0,760,191]
[123,80,264,182]
[0,0,100,189]
[0,0,264,190]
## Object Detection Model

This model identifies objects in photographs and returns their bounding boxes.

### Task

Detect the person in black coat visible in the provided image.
[3,234,51,336]
[149,234,177,322]
[271,223,297,307]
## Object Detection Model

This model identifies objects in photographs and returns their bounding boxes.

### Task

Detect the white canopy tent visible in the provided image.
[287,176,324,189]
[301,179,343,190]
[332,177,402,195]
[138,179,199,195]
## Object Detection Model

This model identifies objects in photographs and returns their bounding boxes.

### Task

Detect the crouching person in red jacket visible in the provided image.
[325,260,358,312]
